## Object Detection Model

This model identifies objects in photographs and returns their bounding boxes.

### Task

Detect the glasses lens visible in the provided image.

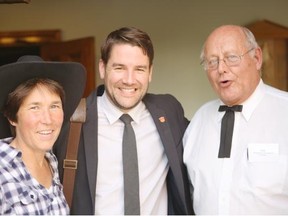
[226,55,240,66]
[206,59,218,70]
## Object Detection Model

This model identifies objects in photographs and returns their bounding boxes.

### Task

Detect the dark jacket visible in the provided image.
[54,86,194,215]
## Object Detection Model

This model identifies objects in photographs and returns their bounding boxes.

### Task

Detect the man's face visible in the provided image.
[99,43,152,112]
[204,26,262,106]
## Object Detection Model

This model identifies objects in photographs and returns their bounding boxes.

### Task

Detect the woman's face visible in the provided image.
[11,85,64,154]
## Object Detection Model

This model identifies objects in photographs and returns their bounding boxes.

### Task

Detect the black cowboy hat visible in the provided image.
[0,55,86,139]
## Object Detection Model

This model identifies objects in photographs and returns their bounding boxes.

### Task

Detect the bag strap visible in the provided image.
[63,98,86,208]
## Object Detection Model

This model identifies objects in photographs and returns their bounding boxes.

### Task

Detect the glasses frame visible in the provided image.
[201,48,255,70]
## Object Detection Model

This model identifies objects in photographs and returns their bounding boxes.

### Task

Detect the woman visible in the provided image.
[0,55,86,215]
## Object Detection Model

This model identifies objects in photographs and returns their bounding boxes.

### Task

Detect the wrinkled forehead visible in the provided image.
[204,26,247,55]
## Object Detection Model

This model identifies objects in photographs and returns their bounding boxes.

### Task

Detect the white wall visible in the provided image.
[1,0,288,119]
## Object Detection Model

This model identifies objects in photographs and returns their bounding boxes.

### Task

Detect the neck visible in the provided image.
[11,139,52,188]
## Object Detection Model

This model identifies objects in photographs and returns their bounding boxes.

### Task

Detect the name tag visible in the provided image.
[248,143,279,162]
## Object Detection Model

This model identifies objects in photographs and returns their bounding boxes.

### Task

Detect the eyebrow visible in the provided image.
[28,100,62,106]
[111,63,124,67]
[111,63,148,69]
[135,65,148,69]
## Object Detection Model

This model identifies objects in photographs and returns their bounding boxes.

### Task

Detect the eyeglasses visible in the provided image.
[201,48,255,70]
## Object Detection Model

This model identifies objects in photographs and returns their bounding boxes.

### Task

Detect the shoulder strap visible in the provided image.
[63,98,86,208]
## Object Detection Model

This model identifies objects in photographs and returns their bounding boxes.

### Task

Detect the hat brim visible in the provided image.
[0,57,86,138]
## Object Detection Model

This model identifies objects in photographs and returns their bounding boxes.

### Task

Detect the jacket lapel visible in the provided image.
[144,99,184,188]
[83,92,98,209]
[144,97,188,213]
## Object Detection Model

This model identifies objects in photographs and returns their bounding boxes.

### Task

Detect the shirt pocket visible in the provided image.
[241,155,287,196]
[2,182,38,213]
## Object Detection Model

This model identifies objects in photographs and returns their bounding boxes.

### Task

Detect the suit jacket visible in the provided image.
[54,86,194,215]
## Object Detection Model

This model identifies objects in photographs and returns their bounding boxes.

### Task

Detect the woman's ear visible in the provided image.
[9,120,17,126]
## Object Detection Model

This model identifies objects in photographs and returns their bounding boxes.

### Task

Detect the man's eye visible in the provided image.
[114,66,124,70]
[226,55,239,62]
[136,68,145,72]
[208,59,218,66]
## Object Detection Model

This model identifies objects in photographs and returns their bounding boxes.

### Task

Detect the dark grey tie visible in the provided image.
[120,114,140,215]
[218,105,243,158]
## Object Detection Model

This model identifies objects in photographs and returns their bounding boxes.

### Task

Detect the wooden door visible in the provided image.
[246,20,288,91]
[41,37,95,97]
[0,30,96,96]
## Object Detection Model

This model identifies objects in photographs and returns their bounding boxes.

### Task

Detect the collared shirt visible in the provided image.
[183,80,288,214]
[0,137,69,215]
[95,92,168,215]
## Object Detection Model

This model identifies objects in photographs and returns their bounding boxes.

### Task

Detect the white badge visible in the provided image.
[248,143,279,162]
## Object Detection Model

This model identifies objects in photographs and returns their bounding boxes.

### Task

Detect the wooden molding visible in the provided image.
[0,0,30,3]
[0,30,61,46]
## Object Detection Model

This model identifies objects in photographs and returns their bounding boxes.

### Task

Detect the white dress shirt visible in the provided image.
[183,80,288,214]
[95,92,168,215]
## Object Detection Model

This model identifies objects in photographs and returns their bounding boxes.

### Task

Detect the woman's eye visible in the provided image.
[51,104,62,109]
[30,106,39,110]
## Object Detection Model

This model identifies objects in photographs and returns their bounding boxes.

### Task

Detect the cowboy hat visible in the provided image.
[0,55,87,138]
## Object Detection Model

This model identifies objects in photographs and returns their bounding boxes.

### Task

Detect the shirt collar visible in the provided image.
[241,79,265,121]
[100,91,145,125]
[0,137,21,165]
[217,79,265,122]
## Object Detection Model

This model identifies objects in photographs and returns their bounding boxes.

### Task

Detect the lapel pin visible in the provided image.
[159,116,166,123]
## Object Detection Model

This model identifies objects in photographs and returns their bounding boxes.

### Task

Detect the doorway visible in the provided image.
[0,29,96,97]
